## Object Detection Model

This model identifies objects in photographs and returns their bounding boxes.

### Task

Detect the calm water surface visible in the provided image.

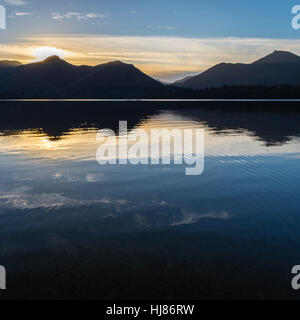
[0,102,300,299]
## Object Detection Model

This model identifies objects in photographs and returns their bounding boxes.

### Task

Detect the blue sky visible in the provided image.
[1,0,300,80]
[1,0,299,38]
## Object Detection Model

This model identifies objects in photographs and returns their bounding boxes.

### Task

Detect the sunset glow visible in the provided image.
[1,1,300,81]
[32,46,67,62]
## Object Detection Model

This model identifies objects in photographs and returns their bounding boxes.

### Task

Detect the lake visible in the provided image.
[0,101,300,299]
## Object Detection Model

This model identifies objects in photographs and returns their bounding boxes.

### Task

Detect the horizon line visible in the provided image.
[2,99,300,102]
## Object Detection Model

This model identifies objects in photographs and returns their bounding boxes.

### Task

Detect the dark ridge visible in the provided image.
[253,50,300,64]
[174,50,300,90]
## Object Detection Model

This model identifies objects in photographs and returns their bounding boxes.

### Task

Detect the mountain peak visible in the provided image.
[40,55,68,65]
[253,50,300,64]
[110,60,126,65]
[100,60,131,67]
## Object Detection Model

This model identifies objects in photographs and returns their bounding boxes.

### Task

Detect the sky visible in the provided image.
[0,0,300,81]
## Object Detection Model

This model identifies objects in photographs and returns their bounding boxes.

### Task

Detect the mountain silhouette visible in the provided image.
[67,60,163,96]
[253,50,300,64]
[175,50,300,89]
[2,51,300,98]
[0,56,164,98]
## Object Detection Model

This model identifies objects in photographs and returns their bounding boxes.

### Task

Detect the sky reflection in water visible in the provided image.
[0,104,300,299]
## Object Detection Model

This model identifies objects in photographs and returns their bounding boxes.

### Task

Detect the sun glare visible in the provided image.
[32,46,66,62]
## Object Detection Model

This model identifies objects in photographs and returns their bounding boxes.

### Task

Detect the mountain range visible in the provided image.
[1,50,300,98]
[174,50,300,89]
[0,56,168,98]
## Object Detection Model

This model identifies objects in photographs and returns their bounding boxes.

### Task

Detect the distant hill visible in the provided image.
[0,60,22,67]
[0,56,166,98]
[173,75,194,85]
[174,50,300,89]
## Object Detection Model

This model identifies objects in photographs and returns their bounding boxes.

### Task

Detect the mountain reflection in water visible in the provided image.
[0,101,300,300]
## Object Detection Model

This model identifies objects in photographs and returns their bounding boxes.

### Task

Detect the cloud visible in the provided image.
[15,12,32,16]
[0,184,228,228]
[0,186,128,210]
[85,173,104,182]
[51,11,109,21]
[172,209,229,226]
[85,13,108,19]
[4,0,27,5]
[51,12,63,20]
[8,11,32,18]
[52,172,104,183]
[0,186,73,209]
[147,25,176,30]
